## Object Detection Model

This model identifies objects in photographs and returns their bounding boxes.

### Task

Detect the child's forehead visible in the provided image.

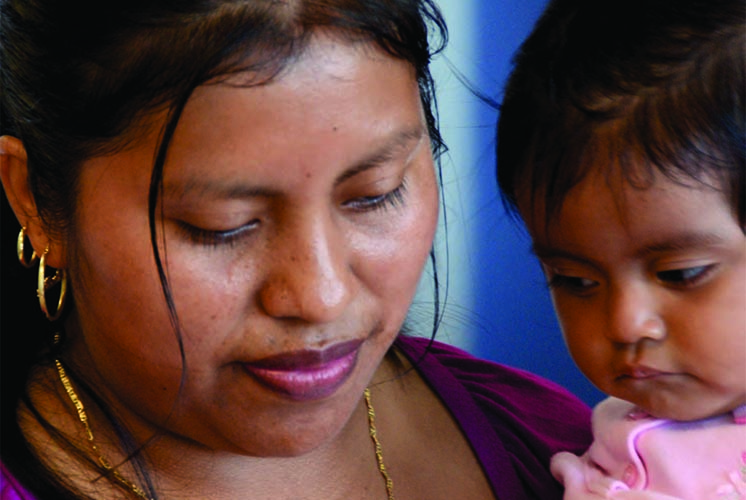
[519,155,733,240]
[522,165,741,265]
[519,112,734,221]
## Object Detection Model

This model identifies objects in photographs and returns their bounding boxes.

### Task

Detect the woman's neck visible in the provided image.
[21,355,404,500]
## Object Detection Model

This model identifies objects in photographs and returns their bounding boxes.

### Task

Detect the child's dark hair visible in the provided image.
[496,0,745,229]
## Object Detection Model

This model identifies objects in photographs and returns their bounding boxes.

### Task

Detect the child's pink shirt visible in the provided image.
[551,397,746,499]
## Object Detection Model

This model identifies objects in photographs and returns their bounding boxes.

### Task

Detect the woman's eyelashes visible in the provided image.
[343,181,408,213]
[173,182,409,248]
[176,219,260,248]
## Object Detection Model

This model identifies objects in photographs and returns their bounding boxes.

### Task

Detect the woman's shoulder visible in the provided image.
[395,334,592,430]
[394,335,593,499]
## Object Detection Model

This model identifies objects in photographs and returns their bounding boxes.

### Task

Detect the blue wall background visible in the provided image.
[425,0,605,406]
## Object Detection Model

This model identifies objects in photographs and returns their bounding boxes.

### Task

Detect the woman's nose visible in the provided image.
[258,214,354,324]
[605,284,666,345]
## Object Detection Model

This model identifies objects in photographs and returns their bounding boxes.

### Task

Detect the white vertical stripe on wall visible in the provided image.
[413,0,479,353]
[411,0,604,406]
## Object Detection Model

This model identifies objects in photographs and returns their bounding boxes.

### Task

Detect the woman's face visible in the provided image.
[66,34,439,456]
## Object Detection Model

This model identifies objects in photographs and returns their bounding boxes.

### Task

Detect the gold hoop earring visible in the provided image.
[17,226,39,268]
[37,246,67,321]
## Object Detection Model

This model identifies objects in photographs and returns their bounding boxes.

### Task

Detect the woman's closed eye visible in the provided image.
[343,181,408,213]
[176,219,260,248]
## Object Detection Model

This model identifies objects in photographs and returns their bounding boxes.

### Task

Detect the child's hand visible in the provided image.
[552,451,683,500]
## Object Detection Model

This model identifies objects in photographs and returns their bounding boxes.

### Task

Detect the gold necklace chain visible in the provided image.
[55,360,152,499]
[364,388,395,500]
[56,360,394,500]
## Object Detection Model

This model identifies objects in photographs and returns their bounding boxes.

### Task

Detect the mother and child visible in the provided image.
[0,0,742,499]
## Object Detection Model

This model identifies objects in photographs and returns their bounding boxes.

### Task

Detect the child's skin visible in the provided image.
[520,160,746,422]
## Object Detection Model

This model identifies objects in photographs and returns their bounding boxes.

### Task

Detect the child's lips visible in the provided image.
[241,339,363,401]
[617,364,672,380]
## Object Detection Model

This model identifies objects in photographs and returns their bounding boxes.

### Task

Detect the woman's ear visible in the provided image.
[0,135,66,268]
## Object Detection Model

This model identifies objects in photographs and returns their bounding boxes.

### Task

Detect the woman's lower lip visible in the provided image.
[243,350,359,401]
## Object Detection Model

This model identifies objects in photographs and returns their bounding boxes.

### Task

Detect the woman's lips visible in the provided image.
[242,339,363,401]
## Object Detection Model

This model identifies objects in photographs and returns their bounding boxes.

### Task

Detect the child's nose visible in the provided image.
[605,285,666,345]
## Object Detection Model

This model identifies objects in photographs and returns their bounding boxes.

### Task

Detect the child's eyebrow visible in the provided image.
[634,232,729,257]
[529,243,578,261]
[530,232,728,261]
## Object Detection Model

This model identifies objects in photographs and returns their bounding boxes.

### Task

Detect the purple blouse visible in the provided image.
[1,335,592,499]
[394,335,592,500]
[0,462,30,500]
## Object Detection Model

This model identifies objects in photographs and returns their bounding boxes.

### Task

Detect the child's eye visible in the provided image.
[547,273,598,294]
[656,264,716,287]
[344,182,407,212]
[177,220,260,248]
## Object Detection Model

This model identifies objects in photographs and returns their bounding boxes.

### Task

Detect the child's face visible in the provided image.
[524,169,745,421]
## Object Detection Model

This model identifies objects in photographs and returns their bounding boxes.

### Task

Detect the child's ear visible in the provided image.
[0,135,66,268]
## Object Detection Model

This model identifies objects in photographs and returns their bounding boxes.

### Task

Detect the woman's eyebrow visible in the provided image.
[163,176,277,203]
[334,125,425,187]
[163,125,425,202]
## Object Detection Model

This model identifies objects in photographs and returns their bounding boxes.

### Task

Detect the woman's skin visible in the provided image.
[2,33,495,499]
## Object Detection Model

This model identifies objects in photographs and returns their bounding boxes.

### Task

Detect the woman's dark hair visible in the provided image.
[496,0,745,230]
[0,1,448,497]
